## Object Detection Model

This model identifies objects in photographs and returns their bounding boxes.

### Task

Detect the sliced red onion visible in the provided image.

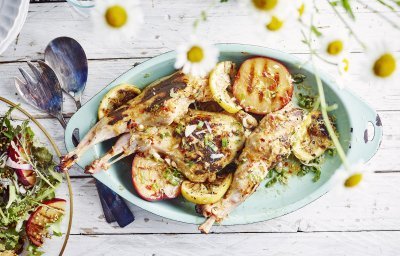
[10,140,23,158]
[5,157,32,170]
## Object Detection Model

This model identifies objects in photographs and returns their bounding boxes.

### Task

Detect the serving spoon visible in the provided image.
[44,37,134,227]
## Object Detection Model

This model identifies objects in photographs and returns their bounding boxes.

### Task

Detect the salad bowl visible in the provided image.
[64,44,382,225]
[0,97,73,255]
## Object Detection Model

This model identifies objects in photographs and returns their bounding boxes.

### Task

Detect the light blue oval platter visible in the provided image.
[64,44,382,225]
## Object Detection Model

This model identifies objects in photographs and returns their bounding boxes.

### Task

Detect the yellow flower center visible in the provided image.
[298,3,305,17]
[341,58,350,72]
[187,46,204,63]
[373,53,396,78]
[105,5,128,28]
[266,16,284,31]
[326,40,344,56]
[344,173,363,188]
[252,0,278,11]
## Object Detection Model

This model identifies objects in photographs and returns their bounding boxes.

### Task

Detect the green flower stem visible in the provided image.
[357,0,400,28]
[377,0,400,12]
[312,57,350,170]
[327,0,366,49]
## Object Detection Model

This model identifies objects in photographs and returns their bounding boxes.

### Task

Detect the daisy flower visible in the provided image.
[91,0,143,42]
[241,0,300,41]
[174,36,219,77]
[295,0,314,24]
[336,54,351,89]
[330,160,373,195]
[318,30,350,63]
[243,0,296,20]
[362,41,398,85]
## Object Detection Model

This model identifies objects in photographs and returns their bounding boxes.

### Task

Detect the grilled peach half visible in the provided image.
[233,57,293,114]
[132,154,183,201]
[26,198,66,247]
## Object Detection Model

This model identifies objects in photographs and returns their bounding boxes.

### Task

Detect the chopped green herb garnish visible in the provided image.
[197,121,204,129]
[297,93,315,109]
[297,164,321,182]
[266,176,278,188]
[175,124,185,135]
[186,161,195,167]
[221,138,228,148]
[326,148,336,156]
[163,167,182,186]
[292,73,306,84]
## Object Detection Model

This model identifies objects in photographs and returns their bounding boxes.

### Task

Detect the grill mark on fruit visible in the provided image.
[258,90,264,102]
[263,61,269,77]
[117,90,138,106]
[140,72,187,112]
[268,72,279,91]
[108,105,129,125]
[247,62,255,93]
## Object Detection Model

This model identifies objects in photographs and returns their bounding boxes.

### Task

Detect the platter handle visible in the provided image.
[344,91,383,162]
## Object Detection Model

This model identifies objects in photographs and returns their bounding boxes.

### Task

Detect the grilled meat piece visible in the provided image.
[198,103,304,233]
[57,72,210,172]
[86,109,246,183]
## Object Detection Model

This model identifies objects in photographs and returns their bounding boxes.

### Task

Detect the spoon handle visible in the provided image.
[74,97,82,109]
[55,113,80,146]
[55,113,67,129]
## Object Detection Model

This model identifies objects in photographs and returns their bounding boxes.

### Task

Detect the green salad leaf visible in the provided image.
[1,107,64,254]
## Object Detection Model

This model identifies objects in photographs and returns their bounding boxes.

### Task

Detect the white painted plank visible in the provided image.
[59,231,400,256]
[62,172,400,234]
[0,2,399,62]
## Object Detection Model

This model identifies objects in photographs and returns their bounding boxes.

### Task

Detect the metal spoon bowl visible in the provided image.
[45,36,88,108]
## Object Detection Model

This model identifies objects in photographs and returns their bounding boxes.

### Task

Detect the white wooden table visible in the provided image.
[1,1,400,255]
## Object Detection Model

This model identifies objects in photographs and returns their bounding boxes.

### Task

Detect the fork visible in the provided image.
[15,61,79,145]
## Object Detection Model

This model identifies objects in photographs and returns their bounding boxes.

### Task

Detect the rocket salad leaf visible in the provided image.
[0,107,64,254]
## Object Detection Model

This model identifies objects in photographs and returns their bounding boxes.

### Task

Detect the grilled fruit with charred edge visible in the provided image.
[209,61,242,114]
[132,153,183,201]
[182,173,233,205]
[292,111,334,163]
[26,198,66,247]
[233,57,293,114]
[98,83,141,119]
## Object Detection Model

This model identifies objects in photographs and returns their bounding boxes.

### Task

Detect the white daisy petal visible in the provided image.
[295,0,314,24]
[318,30,350,63]
[360,40,399,88]
[242,0,297,21]
[91,0,143,45]
[174,36,219,77]
[336,54,352,89]
[330,160,373,195]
